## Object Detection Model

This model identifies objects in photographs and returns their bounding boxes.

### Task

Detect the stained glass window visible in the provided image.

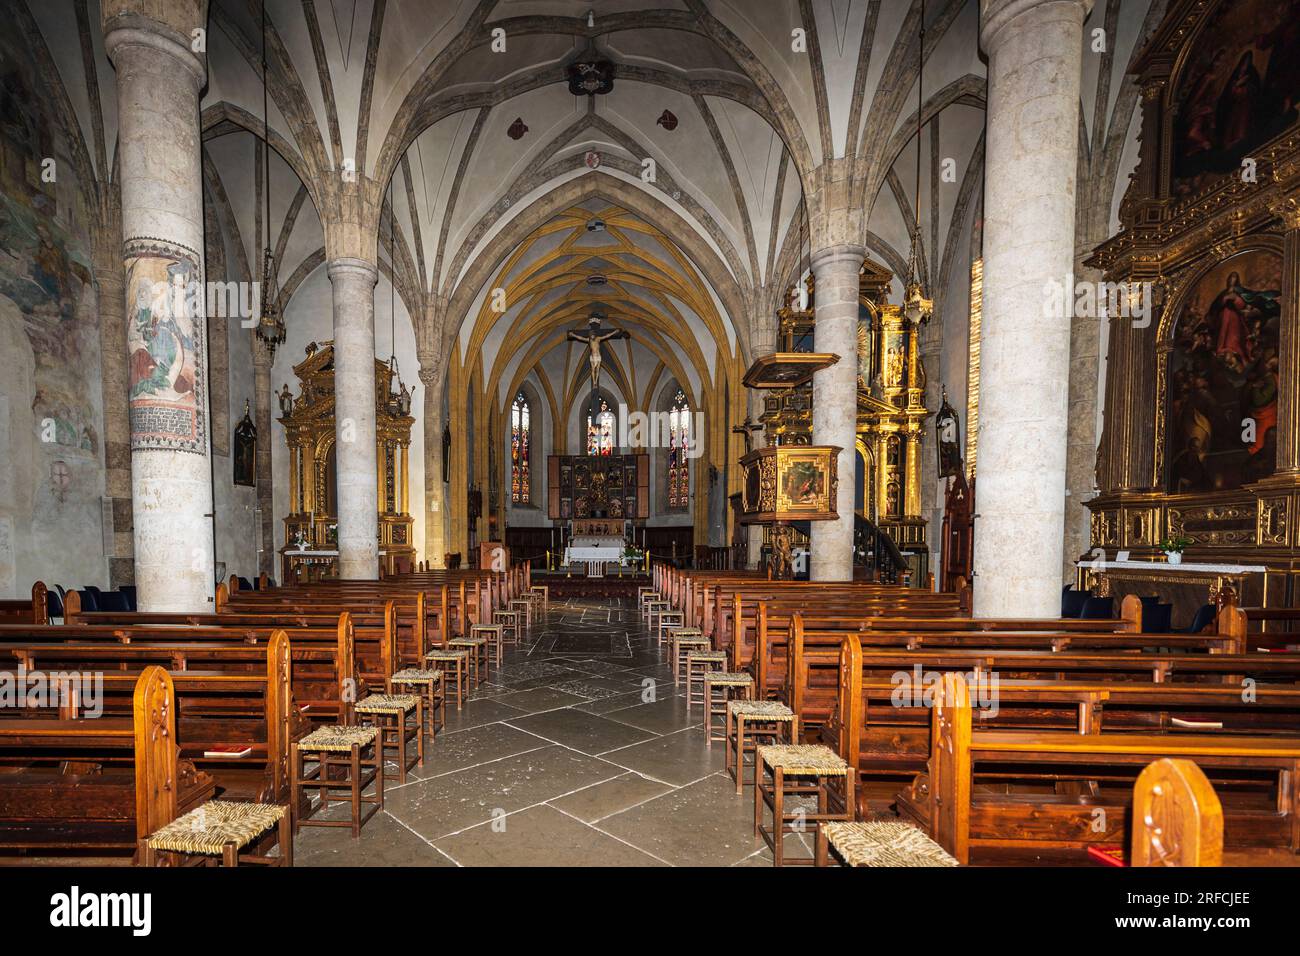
[667,389,690,509]
[511,392,530,503]
[586,398,615,456]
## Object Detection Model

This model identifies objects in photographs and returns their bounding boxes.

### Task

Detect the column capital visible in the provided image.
[327,257,379,285]
[323,177,383,263]
[417,364,443,389]
[1268,193,1300,232]
[810,244,867,272]
[980,0,1094,54]
[103,8,207,89]
[805,158,863,252]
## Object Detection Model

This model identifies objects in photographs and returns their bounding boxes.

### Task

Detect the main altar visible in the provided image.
[277,342,416,581]
[562,519,629,576]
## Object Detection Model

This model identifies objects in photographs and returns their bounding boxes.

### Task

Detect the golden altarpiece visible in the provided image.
[1083,0,1300,611]
[277,342,416,581]
[744,259,930,571]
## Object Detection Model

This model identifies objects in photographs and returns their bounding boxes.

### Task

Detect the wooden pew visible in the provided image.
[0,613,360,730]
[0,632,293,805]
[1132,758,1223,866]
[909,672,1300,863]
[823,634,1300,812]
[0,583,48,626]
[0,667,206,859]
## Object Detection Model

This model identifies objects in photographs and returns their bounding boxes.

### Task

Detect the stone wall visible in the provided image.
[0,30,108,597]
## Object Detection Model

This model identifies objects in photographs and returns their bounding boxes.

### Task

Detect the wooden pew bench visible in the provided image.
[901,673,1300,862]
[0,667,209,860]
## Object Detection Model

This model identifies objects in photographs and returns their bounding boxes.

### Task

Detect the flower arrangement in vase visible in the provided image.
[1159,536,1192,566]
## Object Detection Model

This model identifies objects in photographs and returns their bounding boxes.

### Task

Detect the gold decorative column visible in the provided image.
[1270,195,1300,479]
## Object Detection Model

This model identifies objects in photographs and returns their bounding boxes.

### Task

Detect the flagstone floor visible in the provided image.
[295,597,807,867]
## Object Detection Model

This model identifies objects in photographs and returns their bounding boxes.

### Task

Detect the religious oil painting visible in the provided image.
[1172,0,1300,194]
[777,454,831,514]
[125,250,206,453]
[1165,249,1282,494]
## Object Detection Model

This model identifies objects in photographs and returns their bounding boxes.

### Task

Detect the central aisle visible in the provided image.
[296,597,796,866]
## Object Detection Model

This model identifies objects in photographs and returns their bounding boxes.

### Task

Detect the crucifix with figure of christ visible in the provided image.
[568,312,629,394]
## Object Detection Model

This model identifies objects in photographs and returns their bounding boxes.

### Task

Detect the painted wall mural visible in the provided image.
[1165,249,1282,493]
[124,240,207,453]
[0,26,106,595]
[1172,0,1300,194]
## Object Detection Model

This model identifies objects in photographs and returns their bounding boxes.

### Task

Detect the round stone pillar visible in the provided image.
[809,244,865,581]
[253,341,275,577]
[105,19,214,611]
[419,363,447,568]
[328,258,380,579]
[973,0,1092,617]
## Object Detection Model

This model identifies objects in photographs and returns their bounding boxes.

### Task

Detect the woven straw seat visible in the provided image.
[728,699,795,720]
[449,637,486,646]
[821,820,958,867]
[355,693,419,714]
[704,670,753,686]
[687,650,727,662]
[391,667,442,684]
[425,648,469,660]
[298,724,379,752]
[146,800,285,855]
[668,627,702,637]
[676,636,710,647]
[757,743,848,775]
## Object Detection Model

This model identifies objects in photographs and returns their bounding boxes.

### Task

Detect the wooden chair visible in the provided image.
[493,608,522,646]
[815,820,958,868]
[355,692,424,783]
[727,700,797,792]
[141,801,291,867]
[424,647,470,709]
[508,598,533,636]
[390,666,445,739]
[685,649,726,709]
[670,630,709,682]
[703,669,754,739]
[470,623,504,666]
[291,725,384,838]
[754,743,854,866]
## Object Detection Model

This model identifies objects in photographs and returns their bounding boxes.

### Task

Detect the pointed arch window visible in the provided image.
[586,398,615,456]
[667,389,690,510]
[511,392,531,503]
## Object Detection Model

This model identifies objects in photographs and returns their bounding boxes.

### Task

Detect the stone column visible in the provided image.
[809,244,865,581]
[328,258,380,579]
[104,6,215,611]
[1063,252,1102,576]
[418,359,447,568]
[253,338,275,577]
[973,0,1092,617]
[92,202,134,589]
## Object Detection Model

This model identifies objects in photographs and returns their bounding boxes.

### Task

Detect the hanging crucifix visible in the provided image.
[568,312,628,394]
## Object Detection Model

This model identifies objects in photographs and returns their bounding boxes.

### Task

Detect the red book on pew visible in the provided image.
[203,745,253,759]
[1086,845,1126,867]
